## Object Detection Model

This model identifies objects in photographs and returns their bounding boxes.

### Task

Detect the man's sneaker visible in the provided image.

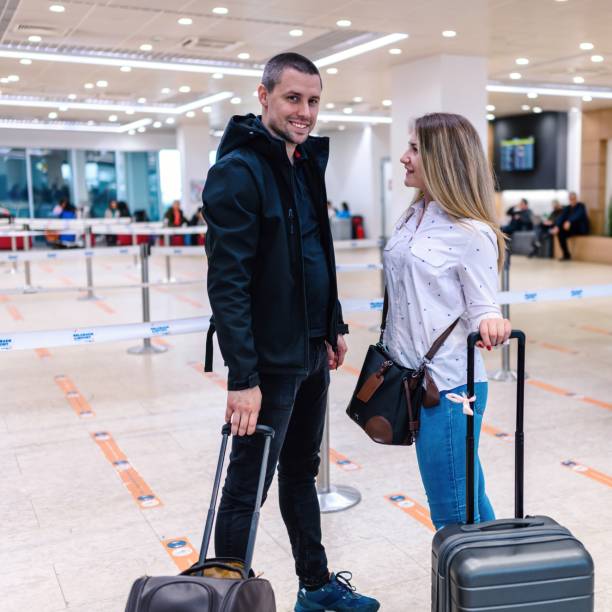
[294,571,380,611]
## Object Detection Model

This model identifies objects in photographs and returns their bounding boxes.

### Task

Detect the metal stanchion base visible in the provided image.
[22,285,40,294]
[160,276,178,284]
[77,293,99,301]
[317,485,361,513]
[488,369,528,382]
[127,342,168,355]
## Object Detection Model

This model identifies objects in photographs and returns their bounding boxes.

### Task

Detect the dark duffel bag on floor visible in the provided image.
[125,424,277,612]
[432,331,594,612]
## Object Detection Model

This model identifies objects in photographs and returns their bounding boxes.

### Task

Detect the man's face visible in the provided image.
[569,192,577,205]
[259,68,321,146]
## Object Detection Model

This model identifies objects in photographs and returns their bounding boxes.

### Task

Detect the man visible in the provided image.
[202,53,379,612]
[550,191,589,260]
[528,199,563,258]
[501,198,534,236]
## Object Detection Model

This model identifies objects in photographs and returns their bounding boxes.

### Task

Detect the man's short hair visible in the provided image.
[262,52,322,92]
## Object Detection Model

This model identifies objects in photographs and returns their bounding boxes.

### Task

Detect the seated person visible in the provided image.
[528,199,564,257]
[164,199,187,246]
[501,198,533,235]
[550,192,589,261]
[104,199,120,245]
[336,201,351,218]
[53,198,78,248]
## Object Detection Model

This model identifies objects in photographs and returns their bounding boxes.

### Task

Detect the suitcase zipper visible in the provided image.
[147,580,215,612]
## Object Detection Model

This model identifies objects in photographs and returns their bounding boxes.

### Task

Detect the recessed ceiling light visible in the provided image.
[96,80,108,87]
[579,42,594,50]
[68,93,77,100]
[125,109,135,115]
[252,90,259,96]
[338,125,346,131]
[289,29,304,37]
[343,107,353,114]
[353,96,363,103]
[516,57,529,65]
[230,97,242,104]
[58,105,68,111]
[87,120,94,126]
[337,19,352,27]
[527,92,538,99]
[573,76,585,84]
[202,106,212,113]
[382,99,392,107]
[522,104,531,111]
[238,52,250,60]
[48,111,58,119]
[140,43,153,52]
[582,95,593,101]
[442,30,457,38]
[533,106,542,113]
[120,66,132,72]
[591,55,604,62]
[326,67,338,75]
[486,104,496,111]
[49,4,65,12]
[509,72,522,80]
[178,17,193,25]
[28,35,42,43]
[7,75,19,82]
[186,110,196,117]
[20,58,32,65]
[161,87,171,94]
[389,48,402,55]
[128,129,135,135]
[108,114,118,122]
[137,126,146,133]
[137,97,146,103]
[325,102,335,109]
[486,113,495,121]
[0,77,8,83]
[212,7,229,15]
[153,121,162,128]
[571,107,579,112]
[179,85,191,93]
[212,73,224,79]
[165,117,175,124]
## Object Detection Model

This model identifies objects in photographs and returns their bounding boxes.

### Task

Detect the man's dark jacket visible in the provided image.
[557,202,590,235]
[202,114,348,391]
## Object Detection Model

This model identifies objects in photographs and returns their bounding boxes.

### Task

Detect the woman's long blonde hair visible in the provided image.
[412,112,505,269]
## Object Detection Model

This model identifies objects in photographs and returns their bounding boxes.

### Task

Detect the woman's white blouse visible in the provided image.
[382,200,502,392]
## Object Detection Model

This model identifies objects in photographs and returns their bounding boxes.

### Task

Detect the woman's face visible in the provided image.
[400,131,426,191]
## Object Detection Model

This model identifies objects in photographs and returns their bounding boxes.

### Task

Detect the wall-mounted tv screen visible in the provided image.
[500,136,535,171]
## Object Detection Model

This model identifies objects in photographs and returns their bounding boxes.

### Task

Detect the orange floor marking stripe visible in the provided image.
[152,337,172,347]
[345,319,373,330]
[579,325,612,337]
[528,379,612,412]
[6,305,23,321]
[176,295,205,308]
[58,275,74,286]
[91,431,162,509]
[189,362,228,390]
[538,341,579,355]
[0,294,9,303]
[54,375,95,418]
[39,263,55,274]
[562,460,612,488]
[161,537,200,571]
[386,494,435,532]
[35,348,51,358]
[481,422,514,442]
[581,397,612,411]
[94,300,116,314]
[329,448,361,471]
[341,364,361,377]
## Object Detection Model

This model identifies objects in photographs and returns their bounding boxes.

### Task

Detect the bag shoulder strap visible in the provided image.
[378,289,389,344]
[424,317,460,362]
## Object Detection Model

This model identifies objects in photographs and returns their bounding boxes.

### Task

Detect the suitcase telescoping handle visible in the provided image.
[466,330,525,525]
[199,424,275,576]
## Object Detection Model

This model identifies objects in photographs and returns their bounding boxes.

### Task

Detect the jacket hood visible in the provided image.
[217,113,329,172]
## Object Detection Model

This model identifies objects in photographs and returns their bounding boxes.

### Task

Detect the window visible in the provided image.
[0,148,29,217]
[29,149,72,217]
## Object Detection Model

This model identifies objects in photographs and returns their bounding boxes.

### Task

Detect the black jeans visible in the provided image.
[215,339,330,585]
[557,227,587,259]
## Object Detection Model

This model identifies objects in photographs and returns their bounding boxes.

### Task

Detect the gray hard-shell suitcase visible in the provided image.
[431,331,594,611]
[125,424,277,612]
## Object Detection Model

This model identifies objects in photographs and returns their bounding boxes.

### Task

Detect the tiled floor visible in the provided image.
[0,247,611,611]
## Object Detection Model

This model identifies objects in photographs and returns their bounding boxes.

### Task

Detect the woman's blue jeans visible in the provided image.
[415,382,495,530]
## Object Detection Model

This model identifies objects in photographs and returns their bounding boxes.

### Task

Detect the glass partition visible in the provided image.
[85,150,117,218]
[0,147,29,217]
[29,149,72,217]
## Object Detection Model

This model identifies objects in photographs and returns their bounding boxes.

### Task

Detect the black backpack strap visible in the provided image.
[204,317,216,372]
[378,289,389,344]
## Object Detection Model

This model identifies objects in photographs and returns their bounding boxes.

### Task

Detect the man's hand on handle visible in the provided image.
[226,386,262,436]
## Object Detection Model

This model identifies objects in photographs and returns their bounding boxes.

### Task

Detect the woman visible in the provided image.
[383,113,511,529]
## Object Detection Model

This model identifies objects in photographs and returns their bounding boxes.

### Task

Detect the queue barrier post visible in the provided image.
[78,226,98,301]
[316,395,361,513]
[22,226,35,293]
[128,243,167,355]
[9,234,18,276]
[163,253,175,284]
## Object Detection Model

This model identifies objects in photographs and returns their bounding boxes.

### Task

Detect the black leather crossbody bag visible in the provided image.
[346,292,458,446]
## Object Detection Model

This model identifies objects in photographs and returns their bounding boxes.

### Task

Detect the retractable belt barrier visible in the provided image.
[0,245,140,263]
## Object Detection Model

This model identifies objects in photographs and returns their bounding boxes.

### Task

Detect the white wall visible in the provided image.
[567,110,582,195]
[0,128,176,151]
[324,124,390,239]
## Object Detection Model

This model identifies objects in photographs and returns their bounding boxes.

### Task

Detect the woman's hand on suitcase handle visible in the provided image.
[226,386,262,436]
[476,318,512,350]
